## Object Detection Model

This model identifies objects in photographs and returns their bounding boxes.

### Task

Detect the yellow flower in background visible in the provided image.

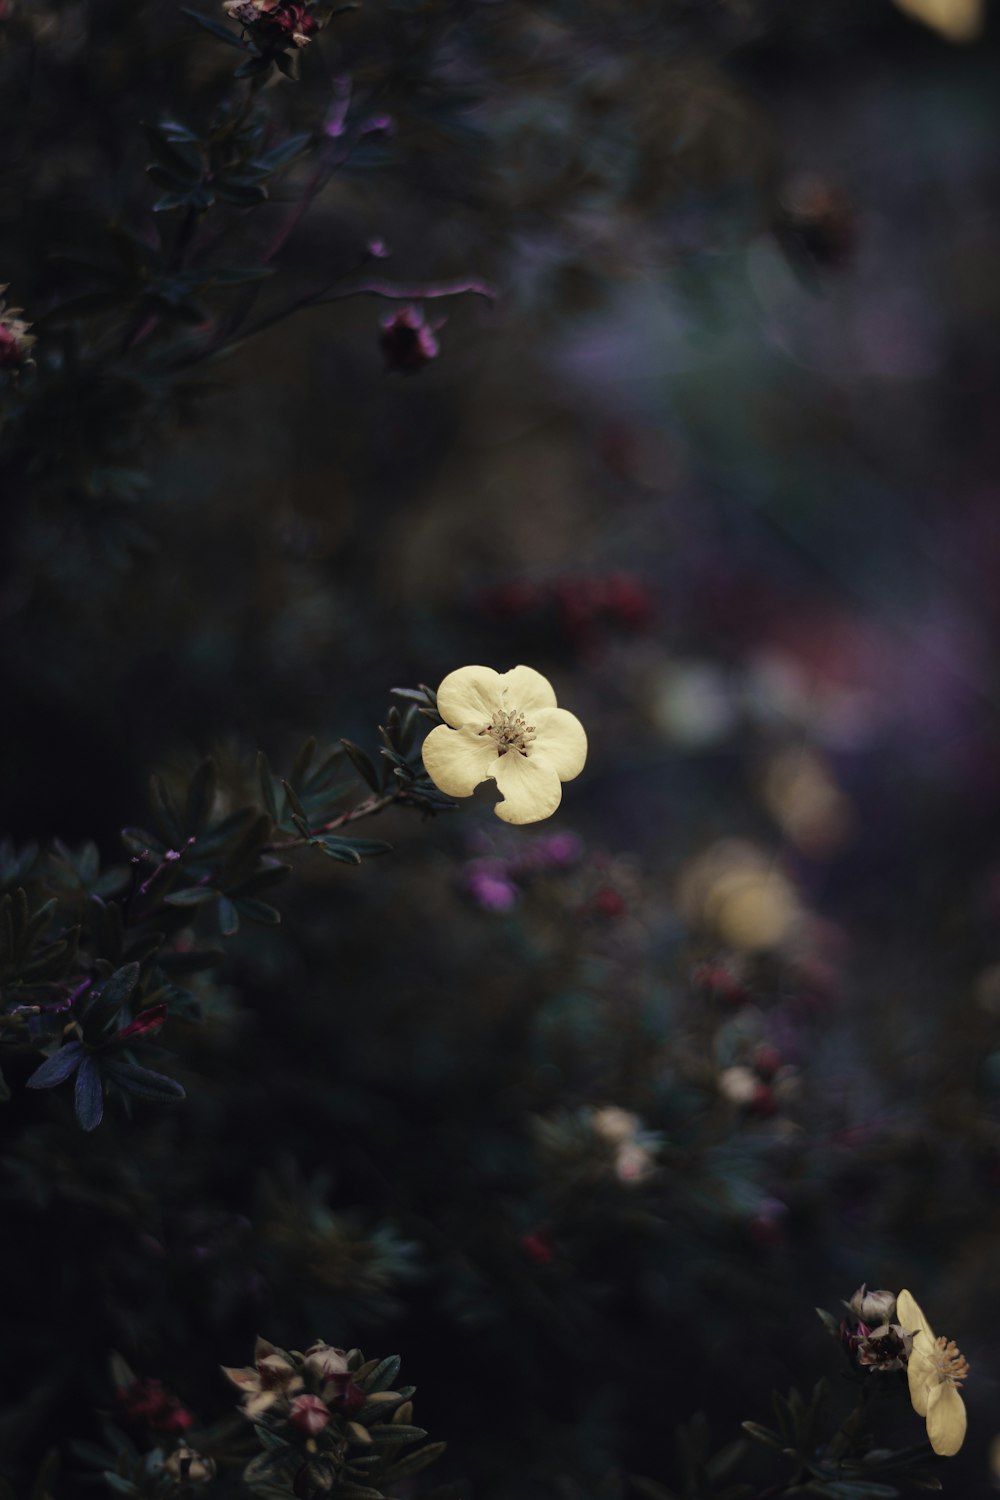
[422,665,587,825]
[892,0,984,42]
[897,1289,969,1456]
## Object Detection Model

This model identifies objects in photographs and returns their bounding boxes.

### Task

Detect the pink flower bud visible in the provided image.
[115,1004,168,1042]
[289,1394,331,1435]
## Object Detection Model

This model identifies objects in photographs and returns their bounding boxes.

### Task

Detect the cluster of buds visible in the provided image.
[224,1338,428,1499]
[222,0,318,49]
[591,1106,657,1185]
[840,1286,913,1372]
[0,285,36,371]
[379,305,440,374]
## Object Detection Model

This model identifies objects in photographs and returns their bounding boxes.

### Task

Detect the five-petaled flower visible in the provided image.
[897,1288,968,1456]
[422,665,587,825]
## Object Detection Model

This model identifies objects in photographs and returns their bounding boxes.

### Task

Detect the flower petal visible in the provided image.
[925,1382,967,1456]
[896,1290,933,1342]
[500,665,557,714]
[436,666,503,728]
[422,724,497,797]
[532,707,587,781]
[491,752,563,825]
[897,1290,936,1417]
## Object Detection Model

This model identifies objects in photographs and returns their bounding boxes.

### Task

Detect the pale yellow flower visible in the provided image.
[422,665,587,825]
[892,0,984,41]
[897,1288,968,1457]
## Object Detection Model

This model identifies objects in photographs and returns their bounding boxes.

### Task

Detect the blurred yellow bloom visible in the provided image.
[892,0,984,41]
[897,1289,968,1456]
[422,665,587,825]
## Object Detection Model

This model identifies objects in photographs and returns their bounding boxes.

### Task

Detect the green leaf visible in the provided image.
[104,1059,186,1103]
[365,1355,402,1393]
[257,752,281,823]
[121,827,165,858]
[740,1422,782,1450]
[315,837,361,865]
[218,895,240,936]
[180,8,247,47]
[25,1042,84,1090]
[253,133,313,172]
[149,775,184,844]
[282,780,308,826]
[234,54,272,79]
[186,757,218,831]
[333,838,392,857]
[100,962,142,1013]
[75,1056,105,1131]
[233,896,281,926]
[341,740,381,792]
[142,124,203,182]
[368,1423,426,1444]
[382,1442,447,1481]
[290,736,317,788]
[164,887,219,906]
[816,1307,841,1339]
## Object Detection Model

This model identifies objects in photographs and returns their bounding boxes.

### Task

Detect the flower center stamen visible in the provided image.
[932,1337,969,1386]
[480,708,535,757]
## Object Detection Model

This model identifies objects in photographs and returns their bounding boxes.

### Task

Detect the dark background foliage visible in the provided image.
[3,0,1000,1496]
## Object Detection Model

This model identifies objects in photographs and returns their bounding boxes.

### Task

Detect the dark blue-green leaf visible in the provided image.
[105,1059,186,1103]
[75,1056,105,1131]
[180,7,246,47]
[218,896,239,936]
[25,1042,84,1090]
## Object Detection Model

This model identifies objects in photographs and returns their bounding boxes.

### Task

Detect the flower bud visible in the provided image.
[304,1342,349,1382]
[847,1285,897,1325]
[115,1004,168,1043]
[164,1447,216,1483]
[323,1371,366,1416]
[289,1394,331,1436]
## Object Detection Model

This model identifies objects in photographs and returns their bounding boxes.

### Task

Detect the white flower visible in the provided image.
[422,665,587,825]
[897,1288,968,1457]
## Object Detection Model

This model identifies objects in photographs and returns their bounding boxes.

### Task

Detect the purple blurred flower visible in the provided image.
[463,860,518,912]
